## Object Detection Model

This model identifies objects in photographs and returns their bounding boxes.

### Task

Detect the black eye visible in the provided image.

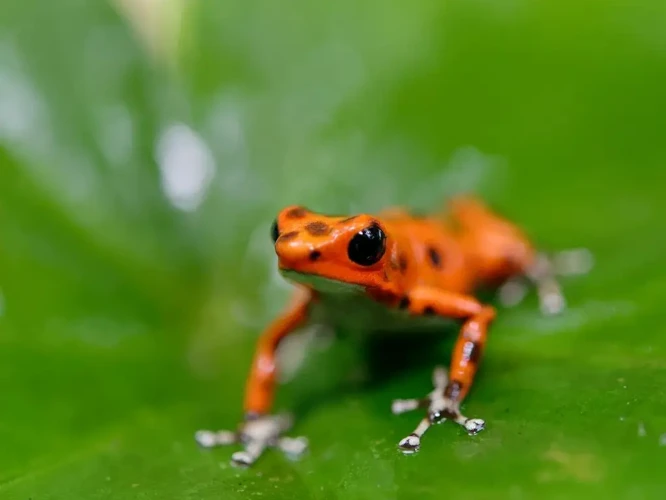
[271,219,279,243]
[348,223,386,266]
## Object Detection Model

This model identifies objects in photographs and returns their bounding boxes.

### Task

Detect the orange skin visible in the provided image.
[243,196,538,416]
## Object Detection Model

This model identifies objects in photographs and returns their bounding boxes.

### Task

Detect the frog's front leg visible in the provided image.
[391,288,495,453]
[195,288,313,467]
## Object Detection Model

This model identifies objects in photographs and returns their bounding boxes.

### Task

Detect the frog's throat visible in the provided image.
[279,269,364,294]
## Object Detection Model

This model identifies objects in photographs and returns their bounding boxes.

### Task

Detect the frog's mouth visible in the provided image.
[279,269,363,294]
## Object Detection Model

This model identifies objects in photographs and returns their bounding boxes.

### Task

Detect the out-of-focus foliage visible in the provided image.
[1,0,665,498]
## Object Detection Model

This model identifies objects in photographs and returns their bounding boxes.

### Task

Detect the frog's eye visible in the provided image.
[271,219,280,243]
[348,223,386,266]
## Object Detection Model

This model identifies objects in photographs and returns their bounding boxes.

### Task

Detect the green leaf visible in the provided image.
[1,0,666,498]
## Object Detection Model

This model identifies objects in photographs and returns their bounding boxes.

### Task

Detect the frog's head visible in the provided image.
[270,205,393,293]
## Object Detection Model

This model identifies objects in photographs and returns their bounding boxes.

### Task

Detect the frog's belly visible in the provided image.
[308,292,457,336]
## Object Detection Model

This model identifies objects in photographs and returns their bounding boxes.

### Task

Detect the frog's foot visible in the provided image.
[499,248,593,316]
[195,413,308,467]
[392,366,485,455]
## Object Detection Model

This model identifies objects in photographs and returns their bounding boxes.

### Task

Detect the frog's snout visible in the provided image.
[275,239,321,270]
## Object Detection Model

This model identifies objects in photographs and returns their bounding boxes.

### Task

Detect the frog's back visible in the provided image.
[378,207,476,294]
[377,196,537,294]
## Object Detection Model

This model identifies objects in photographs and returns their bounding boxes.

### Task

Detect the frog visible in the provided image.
[194,196,592,466]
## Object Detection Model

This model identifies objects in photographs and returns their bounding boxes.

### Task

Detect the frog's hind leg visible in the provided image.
[445,195,593,315]
[447,195,539,284]
[498,248,594,315]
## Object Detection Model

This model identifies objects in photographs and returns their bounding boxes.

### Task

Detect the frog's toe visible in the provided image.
[231,450,255,467]
[438,401,486,436]
[539,289,566,315]
[498,278,528,308]
[195,429,237,448]
[195,413,307,467]
[278,436,309,458]
[398,434,421,454]
[391,398,424,415]
[552,248,594,277]
[464,418,485,435]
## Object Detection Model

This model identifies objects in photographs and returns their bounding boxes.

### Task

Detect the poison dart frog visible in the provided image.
[195,196,591,466]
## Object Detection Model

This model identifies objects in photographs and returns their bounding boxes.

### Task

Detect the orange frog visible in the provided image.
[195,196,591,466]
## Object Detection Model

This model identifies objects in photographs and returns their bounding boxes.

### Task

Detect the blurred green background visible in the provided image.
[1,0,665,498]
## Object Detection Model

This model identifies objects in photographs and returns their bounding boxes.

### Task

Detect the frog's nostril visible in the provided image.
[309,250,322,261]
